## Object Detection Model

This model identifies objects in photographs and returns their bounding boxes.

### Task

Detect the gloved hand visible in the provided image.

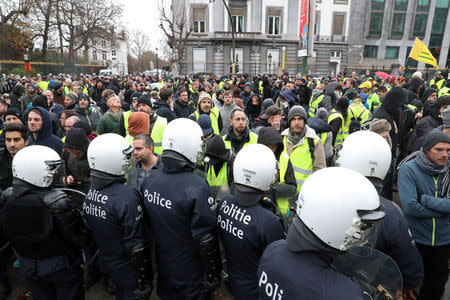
[201,272,221,291]
[134,277,152,300]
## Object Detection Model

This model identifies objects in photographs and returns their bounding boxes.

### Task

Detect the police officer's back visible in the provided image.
[140,118,221,299]
[85,133,152,300]
[0,145,92,300]
[218,144,285,300]
[257,168,385,299]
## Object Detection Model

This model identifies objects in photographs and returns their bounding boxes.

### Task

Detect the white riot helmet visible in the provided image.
[233,144,278,191]
[335,131,391,180]
[297,167,385,251]
[12,145,63,187]
[162,118,203,163]
[87,133,133,175]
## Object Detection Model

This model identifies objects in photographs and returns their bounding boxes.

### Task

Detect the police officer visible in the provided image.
[218,144,285,300]
[257,167,385,299]
[0,145,92,300]
[140,118,221,299]
[85,133,152,300]
[336,131,424,297]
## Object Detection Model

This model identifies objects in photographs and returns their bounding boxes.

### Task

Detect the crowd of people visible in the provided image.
[0,68,449,300]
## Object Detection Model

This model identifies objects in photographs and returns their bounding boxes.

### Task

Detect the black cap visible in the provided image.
[205,135,231,162]
[65,127,90,152]
[4,107,22,121]
[137,94,152,107]
[131,91,142,101]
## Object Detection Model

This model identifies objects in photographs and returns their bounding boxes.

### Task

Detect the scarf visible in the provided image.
[106,108,123,122]
[288,127,306,145]
[398,148,450,198]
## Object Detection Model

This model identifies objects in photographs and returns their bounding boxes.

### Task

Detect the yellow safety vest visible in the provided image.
[125,134,134,145]
[223,131,258,152]
[38,81,49,91]
[438,87,450,97]
[64,86,71,95]
[430,78,446,90]
[308,94,325,117]
[258,81,263,95]
[279,136,317,195]
[207,163,228,187]
[328,109,349,146]
[320,132,327,146]
[123,110,133,135]
[151,116,167,155]
[192,107,220,135]
[347,106,371,127]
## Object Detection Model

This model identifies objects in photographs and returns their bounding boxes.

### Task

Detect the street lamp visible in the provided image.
[155,47,159,79]
[268,53,272,75]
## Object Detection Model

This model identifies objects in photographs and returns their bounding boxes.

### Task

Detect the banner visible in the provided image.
[408,37,438,68]
[298,0,309,57]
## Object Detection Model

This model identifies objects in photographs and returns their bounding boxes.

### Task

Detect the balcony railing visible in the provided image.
[314,35,347,42]
[214,31,264,40]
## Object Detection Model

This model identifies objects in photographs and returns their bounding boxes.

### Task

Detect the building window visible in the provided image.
[102,50,107,60]
[385,46,399,59]
[417,0,430,11]
[369,0,385,36]
[92,50,97,61]
[413,14,428,37]
[92,40,96,46]
[364,45,378,58]
[314,11,320,35]
[111,50,116,60]
[430,0,449,47]
[111,40,116,46]
[391,0,408,37]
[231,8,244,32]
[333,0,348,3]
[101,40,106,46]
[268,10,281,34]
[332,13,345,35]
[193,7,206,33]
[330,51,341,58]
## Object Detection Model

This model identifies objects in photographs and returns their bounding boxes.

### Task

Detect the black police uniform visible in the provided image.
[140,151,221,300]
[84,171,152,300]
[0,178,92,300]
[257,217,365,300]
[217,189,285,300]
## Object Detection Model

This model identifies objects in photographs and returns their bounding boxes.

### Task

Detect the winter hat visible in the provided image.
[434,95,450,108]
[315,107,329,123]
[422,130,450,151]
[336,96,350,112]
[53,81,63,90]
[261,98,275,112]
[131,91,143,101]
[288,106,307,124]
[27,84,37,92]
[198,91,212,103]
[198,114,213,135]
[137,94,152,107]
[442,105,450,128]
[215,89,224,99]
[280,90,296,104]
[299,78,306,84]
[261,105,281,119]
[369,119,392,148]
[65,127,90,153]
[205,135,231,162]
[66,92,78,103]
[4,107,22,122]
[128,112,150,137]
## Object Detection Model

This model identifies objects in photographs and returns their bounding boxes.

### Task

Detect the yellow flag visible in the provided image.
[409,37,438,68]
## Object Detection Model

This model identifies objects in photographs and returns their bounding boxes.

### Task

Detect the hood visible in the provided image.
[152,99,169,110]
[25,106,53,140]
[90,170,125,190]
[381,87,407,115]
[244,81,252,87]
[422,100,442,121]
[307,117,332,134]
[325,82,339,96]
[422,88,438,102]
[311,89,324,99]
[257,126,283,159]
[407,77,422,93]
[245,94,262,116]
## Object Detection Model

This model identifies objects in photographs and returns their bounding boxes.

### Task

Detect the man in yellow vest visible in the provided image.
[203,135,233,188]
[279,106,326,193]
[430,71,446,90]
[328,96,350,147]
[188,91,222,135]
[347,94,372,129]
[308,80,328,117]
[223,108,258,154]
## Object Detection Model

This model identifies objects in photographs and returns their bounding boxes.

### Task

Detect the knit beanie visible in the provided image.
[65,127,90,153]
[288,106,307,124]
[442,105,450,129]
[198,91,212,104]
[422,131,450,151]
[137,94,152,107]
[66,92,78,103]
[128,112,150,137]
[315,107,329,123]
[4,106,22,122]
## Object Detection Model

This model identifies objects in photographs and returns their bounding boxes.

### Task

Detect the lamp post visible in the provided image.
[268,53,272,75]
[155,47,159,79]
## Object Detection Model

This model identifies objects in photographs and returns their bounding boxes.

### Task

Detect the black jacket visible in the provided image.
[153,100,177,122]
[173,99,195,119]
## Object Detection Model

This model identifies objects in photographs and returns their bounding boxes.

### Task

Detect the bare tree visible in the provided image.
[30,0,56,59]
[0,0,31,26]
[128,29,151,59]
[159,0,192,73]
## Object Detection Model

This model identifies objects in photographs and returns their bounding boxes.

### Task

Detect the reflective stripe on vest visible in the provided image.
[207,163,228,187]
[123,110,132,135]
[320,132,327,146]
[308,94,324,117]
[328,109,349,146]
[193,107,220,135]
[223,131,258,152]
[279,136,316,193]
[431,78,446,90]
[151,116,167,155]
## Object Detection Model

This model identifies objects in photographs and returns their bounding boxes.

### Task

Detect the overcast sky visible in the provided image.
[120,0,167,55]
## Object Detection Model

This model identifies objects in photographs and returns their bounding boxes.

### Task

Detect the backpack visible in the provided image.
[348,108,366,134]
[306,137,315,161]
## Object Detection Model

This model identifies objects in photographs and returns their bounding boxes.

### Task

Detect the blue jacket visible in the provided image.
[398,159,450,246]
[25,106,64,155]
